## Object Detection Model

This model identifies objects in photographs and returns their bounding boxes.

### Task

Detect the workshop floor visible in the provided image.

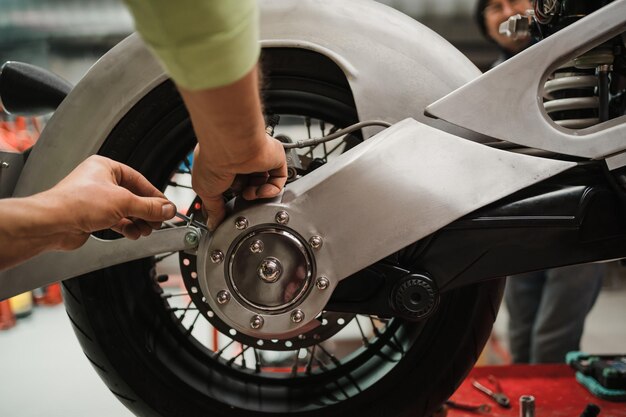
[2,277,626,417]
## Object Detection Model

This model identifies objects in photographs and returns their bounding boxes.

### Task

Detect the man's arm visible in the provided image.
[0,156,176,270]
[124,0,287,229]
[179,66,287,229]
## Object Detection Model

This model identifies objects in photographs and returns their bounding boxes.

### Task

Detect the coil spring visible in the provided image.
[543,48,613,129]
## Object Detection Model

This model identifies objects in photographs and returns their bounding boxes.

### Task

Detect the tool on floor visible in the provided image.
[519,395,535,417]
[567,352,626,401]
[445,400,491,414]
[471,375,511,408]
[578,403,601,417]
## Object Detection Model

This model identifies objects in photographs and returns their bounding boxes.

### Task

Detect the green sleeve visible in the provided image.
[123,0,260,90]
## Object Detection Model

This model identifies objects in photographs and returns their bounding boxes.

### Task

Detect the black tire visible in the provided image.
[62,48,505,417]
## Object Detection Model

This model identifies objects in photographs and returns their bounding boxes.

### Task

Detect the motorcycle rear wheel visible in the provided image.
[63,48,504,417]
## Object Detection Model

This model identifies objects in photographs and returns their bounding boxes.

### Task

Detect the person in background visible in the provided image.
[475,0,605,363]
[0,0,287,271]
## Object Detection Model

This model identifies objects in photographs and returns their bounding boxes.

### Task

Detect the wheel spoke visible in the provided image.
[185,311,201,335]
[291,349,301,376]
[305,345,316,375]
[162,292,190,299]
[355,316,369,347]
[253,348,262,373]
[227,344,251,366]
[317,344,341,367]
[214,339,235,359]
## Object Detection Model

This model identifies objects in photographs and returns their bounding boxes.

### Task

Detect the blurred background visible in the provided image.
[1,1,625,416]
[0,0,499,87]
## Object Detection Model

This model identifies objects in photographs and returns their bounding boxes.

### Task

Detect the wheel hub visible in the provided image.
[196,205,337,339]
[228,228,313,311]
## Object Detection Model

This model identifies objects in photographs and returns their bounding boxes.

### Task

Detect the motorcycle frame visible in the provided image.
[1,0,625,313]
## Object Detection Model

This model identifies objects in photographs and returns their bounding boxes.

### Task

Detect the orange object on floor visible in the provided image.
[39,283,63,305]
[0,299,16,330]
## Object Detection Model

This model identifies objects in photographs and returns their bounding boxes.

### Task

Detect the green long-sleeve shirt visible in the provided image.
[124,0,260,91]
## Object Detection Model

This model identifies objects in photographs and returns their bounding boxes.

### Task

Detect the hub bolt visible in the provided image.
[235,216,249,230]
[0,162,9,169]
[291,309,305,323]
[184,231,199,246]
[210,250,224,264]
[309,235,323,250]
[316,277,330,290]
[275,211,290,225]
[250,315,264,329]
[216,290,231,305]
[249,239,264,254]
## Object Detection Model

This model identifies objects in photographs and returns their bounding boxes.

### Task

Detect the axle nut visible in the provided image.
[257,257,283,283]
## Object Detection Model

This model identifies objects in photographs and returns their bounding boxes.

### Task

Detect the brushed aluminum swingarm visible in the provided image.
[426,0,626,159]
[0,119,574,301]
[0,226,199,300]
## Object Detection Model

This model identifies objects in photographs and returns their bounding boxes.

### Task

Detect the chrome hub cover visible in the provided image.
[229,229,312,311]
[197,205,335,339]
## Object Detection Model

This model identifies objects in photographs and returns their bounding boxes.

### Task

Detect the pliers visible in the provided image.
[471,375,511,409]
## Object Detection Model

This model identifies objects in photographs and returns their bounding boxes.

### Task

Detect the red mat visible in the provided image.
[447,365,626,417]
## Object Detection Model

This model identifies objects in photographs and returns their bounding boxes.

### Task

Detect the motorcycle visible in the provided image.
[1,0,625,415]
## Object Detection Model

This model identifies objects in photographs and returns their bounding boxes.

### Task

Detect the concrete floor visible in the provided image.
[2,278,626,417]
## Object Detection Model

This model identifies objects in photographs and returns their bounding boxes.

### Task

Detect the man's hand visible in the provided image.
[47,155,177,247]
[192,134,287,230]
[178,65,288,230]
[0,155,176,270]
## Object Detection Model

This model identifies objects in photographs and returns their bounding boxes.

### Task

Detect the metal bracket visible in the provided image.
[0,226,201,300]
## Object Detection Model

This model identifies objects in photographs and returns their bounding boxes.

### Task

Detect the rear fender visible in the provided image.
[12,0,480,198]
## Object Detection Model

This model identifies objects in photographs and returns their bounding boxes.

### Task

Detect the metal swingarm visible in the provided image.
[328,163,626,318]
[0,119,573,303]
[0,226,200,300]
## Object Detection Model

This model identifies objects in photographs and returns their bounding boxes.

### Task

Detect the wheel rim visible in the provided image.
[137,86,428,410]
[92,64,438,412]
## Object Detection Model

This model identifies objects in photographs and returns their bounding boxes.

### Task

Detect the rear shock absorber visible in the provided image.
[543,47,614,129]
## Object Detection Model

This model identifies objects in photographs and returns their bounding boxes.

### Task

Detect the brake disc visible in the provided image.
[178,199,354,351]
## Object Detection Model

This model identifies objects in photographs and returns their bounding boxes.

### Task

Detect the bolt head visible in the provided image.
[210,250,224,264]
[249,239,264,254]
[257,257,282,283]
[309,235,323,250]
[184,231,199,246]
[316,277,330,290]
[216,290,231,305]
[0,162,8,169]
[291,309,305,323]
[250,315,264,329]
[275,211,290,225]
[235,216,249,230]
